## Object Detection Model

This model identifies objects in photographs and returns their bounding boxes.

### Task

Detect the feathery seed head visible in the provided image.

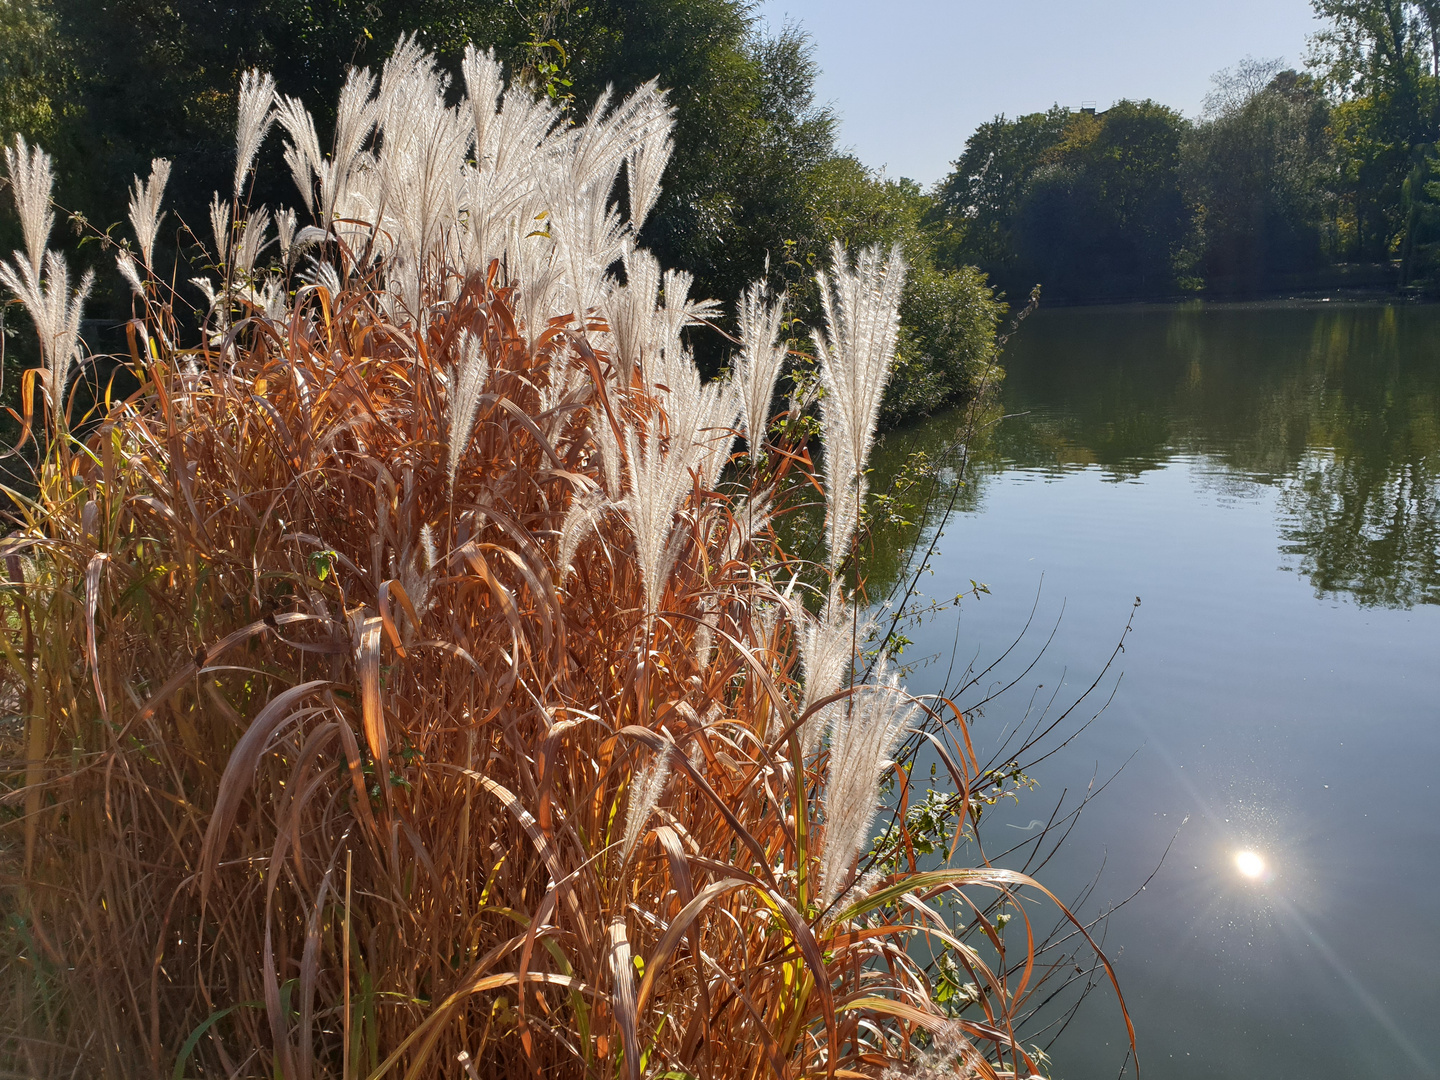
[234,70,277,198]
[622,751,672,859]
[446,329,492,494]
[735,279,788,450]
[324,67,379,226]
[209,193,231,260]
[127,158,171,267]
[813,241,907,572]
[818,657,917,905]
[235,207,272,274]
[4,135,54,275]
[794,584,857,758]
[275,208,297,267]
[275,94,324,214]
[461,45,505,166]
[557,484,608,581]
[619,422,693,614]
[626,102,675,230]
[116,251,143,296]
[17,252,94,413]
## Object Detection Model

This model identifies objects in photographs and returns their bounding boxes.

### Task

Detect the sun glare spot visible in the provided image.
[1235,850,1266,879]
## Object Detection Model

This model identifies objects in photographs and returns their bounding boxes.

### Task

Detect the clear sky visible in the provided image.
[754,0,1326,187]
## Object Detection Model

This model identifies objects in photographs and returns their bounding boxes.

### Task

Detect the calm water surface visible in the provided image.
[879,303,1440,1079]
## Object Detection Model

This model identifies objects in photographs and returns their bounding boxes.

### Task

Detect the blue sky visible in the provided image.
[754,0,1325,186]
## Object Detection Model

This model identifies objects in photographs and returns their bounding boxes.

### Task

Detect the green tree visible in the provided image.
[938,102,1194,300]
[1309,0,1440,254]
[0,0,63,146]
[936,106,1071,278]
[1014,101,1194,299]
[1185,67,1337,290]
[1395,139,1440,285]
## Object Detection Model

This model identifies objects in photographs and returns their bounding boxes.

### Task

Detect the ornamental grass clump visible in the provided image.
[0,40,1128,1079]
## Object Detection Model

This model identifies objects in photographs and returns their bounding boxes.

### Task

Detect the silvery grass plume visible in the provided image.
[208,193,230,262]
[0,137,92,413]
[461,45,505,171]
[127,157,171,267]
[4,135,52,274]
[565,78,673,201]
[116,251,143,296]
[460,46,560,280]
[622,750,672,859]
[813,241,907,572]
[669,365,739,490]
[599,252,721,396]
[602,248,664,386]
[324,67,379,228]
[548,182,625,334]
[274,63,379,232]
[557,483,608,580]
[692,594,718,669]
[274,93,324,215]
[235,207,271,274]
[620,421,695,615]
[233,69,276,199]
[373,44,470,319]
[735,279,789,449]
[615,322,737,612]
[205,38,676,360]
[399,523,439,626]
[274,208,297,269]
[654,269,719,386]
[626,114,671,230]
[795,585,858,759]
[819,658,917,906]
[720,492,773,567]
[548,83,675,326]
[446,328,491,494]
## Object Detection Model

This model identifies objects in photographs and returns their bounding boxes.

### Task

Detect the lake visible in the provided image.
[873,302,1440,1079]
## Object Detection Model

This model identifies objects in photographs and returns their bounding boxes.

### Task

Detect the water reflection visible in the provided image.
[864,301,1440,1079]
[1234,850,1266,879]
[880,302,1440,608]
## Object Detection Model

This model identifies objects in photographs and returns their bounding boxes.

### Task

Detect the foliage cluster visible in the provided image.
[1185,66,1336,290]
[938,91,1330,301]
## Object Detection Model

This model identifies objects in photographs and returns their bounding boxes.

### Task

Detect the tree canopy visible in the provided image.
[939,102,1193,300]
[1186,69,1335,289]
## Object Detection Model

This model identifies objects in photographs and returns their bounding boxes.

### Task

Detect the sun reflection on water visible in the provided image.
[1235,849,1266,879]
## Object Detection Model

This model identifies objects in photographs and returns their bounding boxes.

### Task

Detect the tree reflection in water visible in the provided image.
[871,301,1440,608]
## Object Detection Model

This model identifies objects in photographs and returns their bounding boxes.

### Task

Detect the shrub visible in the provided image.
[0,41,1126,1079]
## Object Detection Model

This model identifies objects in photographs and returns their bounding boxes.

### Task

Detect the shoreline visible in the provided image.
[1024,288,1428,312]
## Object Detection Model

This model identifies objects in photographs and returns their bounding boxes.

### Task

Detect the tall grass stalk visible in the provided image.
[0,41,1131,1079]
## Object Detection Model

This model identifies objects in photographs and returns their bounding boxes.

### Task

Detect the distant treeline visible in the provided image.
[936,1,1440,301]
